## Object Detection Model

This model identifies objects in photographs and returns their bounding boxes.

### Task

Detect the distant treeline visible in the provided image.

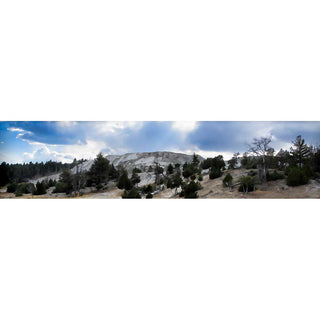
[0,159,86,186]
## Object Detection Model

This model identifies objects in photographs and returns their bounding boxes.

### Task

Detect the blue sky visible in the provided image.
[0,121,319,163]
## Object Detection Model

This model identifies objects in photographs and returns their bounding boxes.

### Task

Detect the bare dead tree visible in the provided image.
[247,136,274,183]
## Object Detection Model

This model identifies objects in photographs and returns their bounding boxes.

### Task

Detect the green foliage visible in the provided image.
[109,164,119,180]
[286,167,309,186]
[142,184,154,194]
[14,182,35,195]
[223,173,233,187]
[131,171,141,185]
[53,182,69,193]
[121,187,142,199]
[0,162,10,186]
[132,167,142,174]
[180,180,202,198]
[0,160,85,185]
[192,153,200,166]
[241,153,258,169]
[302,164,315,178]
[182,164,194,178]
[312,149,320,173]
[33,181,47,195]
[59,169,73,194]
[166,178,174,188]
[167,163,174,175]
[146,192,153,199]
[154,164,164,175]
[266,170,285,181]
[209,167,222,180]
[48,179,56,187]
[201,155,225,170]
[148,166,154,172]
[117,170,133,190]
[167,172,183,190]
[238,176,256,193]
[198,174,203,181]
[290,135,311,169]
[87,153,110,186]
[7,182,18,193]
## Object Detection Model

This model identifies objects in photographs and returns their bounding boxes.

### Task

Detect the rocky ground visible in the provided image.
[2,168,319,199]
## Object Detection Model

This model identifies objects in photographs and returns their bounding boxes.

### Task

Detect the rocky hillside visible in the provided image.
[75,151,204,174]
[26,151,203,185]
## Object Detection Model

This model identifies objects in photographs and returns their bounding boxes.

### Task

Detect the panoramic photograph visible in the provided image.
[0,121,319,199]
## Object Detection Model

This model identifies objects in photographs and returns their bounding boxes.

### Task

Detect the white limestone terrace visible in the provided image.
[29,151,204,187]
[73,151,203,173]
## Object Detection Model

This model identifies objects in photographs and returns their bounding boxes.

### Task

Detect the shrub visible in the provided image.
[247,170,257,177]
[146,192,153,199]
[198,174,203,181]
[7,182,18,193]
[14,183,35,195]
[266,170,285,181]
[223,173,233,187]
[167,164,174,175]
[117,171,133,190]
[166,178,174,189]
[122,187,142,199]
[286,167,309,186]
[209,167,222,180]
[48,179,56,187]
[142,184,154,194]
[53,182,68,193]
[302,164,315,178]
[33,181,47,195]
[238,176,256,193]
[132,167,142,174]
[180,180,202,198]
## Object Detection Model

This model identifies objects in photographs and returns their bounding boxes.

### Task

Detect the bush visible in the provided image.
[166,178,174,189]
[7,182,18,193]
[132,167,142,174]
[286,167,309,186]
[266,170,285,181]
[223,173,233,187]
[117,171,133,190]
[33,181,47,195]
[14,183,35,195]
[209,167,222,180]
[238,176,256,193]
[146,192,153,199]
[53,182,68,193]
[180,180,202,198]
[167,164,174,175]
[122,187,142,199]
[48,179,56,187]
[302,164,315,178]
[198,174,203,181]
[142,184,154,194]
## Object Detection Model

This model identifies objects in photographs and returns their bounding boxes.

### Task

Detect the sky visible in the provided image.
[0,121,319,164]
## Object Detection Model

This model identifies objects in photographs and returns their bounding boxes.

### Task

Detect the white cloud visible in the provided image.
[56,121,78,128]
[172,121,198,134]
[95,121,143,134]
[22,139,109,163]
[7,127,25,132]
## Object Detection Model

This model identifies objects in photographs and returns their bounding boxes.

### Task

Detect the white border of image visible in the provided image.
[1,1,320,319]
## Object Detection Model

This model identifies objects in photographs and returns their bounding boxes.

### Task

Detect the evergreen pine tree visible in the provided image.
[290,135,311,169]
